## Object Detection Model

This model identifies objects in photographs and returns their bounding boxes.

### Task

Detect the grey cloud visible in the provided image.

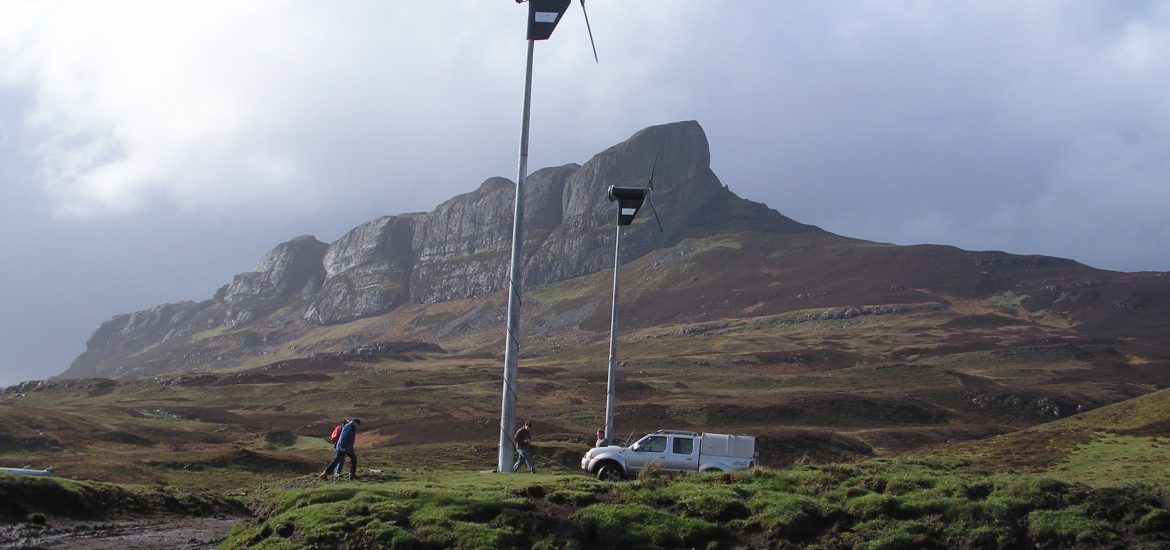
[1,2,1169,386]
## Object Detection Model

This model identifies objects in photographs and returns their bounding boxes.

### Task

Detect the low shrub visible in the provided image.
[575,503,719,548]
[220,464,1170,549]
[750,492,827,541]
[1027,507,1111,547]
[844,492,901,520]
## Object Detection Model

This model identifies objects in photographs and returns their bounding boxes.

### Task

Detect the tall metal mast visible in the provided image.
[498,0,581,473]
[602,185,651,444]
[603,211,621,443]
[497,37,535,474]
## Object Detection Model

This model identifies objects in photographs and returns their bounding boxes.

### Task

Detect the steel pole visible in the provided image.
[498,39,535,473]
[604,214,621,444]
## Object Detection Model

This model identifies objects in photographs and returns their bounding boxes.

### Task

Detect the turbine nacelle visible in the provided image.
[518,0,598,61]
[607,186,647,226]
[606,157,665,231]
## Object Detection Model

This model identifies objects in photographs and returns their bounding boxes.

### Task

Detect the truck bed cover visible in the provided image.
[699,433,755,458]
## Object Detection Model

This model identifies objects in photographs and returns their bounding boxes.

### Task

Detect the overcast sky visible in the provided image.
[2,1,1168,387]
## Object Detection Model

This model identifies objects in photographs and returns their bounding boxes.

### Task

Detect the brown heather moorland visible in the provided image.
[4,122,1170,547]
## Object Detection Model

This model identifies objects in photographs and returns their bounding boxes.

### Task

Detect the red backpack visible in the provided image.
[328,424,343,444]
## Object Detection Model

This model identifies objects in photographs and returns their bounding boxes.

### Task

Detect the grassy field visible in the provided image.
[0,473,248,522]
[4,231,1170,546]
[1049,433,1170,487]
[3,297,1167,491]
[5,449,1169,548]
[929,385,1170,487]
[220,460,1170,549]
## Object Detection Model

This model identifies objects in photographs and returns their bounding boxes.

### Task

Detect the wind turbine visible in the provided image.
[602,158,663,445]
[499,0,598,474]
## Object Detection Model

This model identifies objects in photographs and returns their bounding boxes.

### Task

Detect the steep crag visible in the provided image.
[58,121,1170,380]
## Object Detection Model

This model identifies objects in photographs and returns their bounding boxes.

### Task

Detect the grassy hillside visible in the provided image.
[63,228,1170,386]
[929,387,1170,487]
[222,462,1170,549]
[0,474,247,523]
[6,360,1170,547]
[5,274,1169,491]
[8,225,1170,545]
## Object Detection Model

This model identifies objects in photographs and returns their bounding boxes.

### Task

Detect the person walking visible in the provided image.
[512,420,536,473]
[320,418,360,480]
[329,419,348,477]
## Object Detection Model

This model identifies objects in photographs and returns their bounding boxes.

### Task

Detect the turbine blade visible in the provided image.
[646,156,662,232]
[647,198,664,233]
[580,0,598,62]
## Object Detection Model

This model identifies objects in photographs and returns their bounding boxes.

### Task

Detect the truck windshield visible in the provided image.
[637,436,667,453]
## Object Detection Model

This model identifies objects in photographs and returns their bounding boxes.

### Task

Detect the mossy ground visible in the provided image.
[222,459,1170,549]
[0,474,248,522]
[1048,433,1170,487]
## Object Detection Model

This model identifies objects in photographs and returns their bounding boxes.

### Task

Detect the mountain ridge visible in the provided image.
[59,120,1170,383]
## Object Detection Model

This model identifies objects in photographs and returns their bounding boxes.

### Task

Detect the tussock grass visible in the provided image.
[223,459,1170,549]
[987,290,1028,309]
[1049,433,1170,487]
[0,474,247,522]
[934,388,1170,486]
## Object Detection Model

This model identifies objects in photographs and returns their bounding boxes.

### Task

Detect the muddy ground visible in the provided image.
[0,515,243,549]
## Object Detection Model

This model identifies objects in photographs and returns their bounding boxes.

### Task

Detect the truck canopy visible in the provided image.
[699,433,755,459]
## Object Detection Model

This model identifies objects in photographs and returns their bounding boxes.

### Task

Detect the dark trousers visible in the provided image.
[324,449,357,477]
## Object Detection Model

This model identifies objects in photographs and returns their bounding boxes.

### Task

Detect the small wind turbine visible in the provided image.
[499,0,599,474]
[602,159,664,445]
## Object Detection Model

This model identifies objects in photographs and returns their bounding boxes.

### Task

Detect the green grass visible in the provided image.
[987,290,1028,309]
[531,274,606,303]
[0,474,246,522]
[1048,433,1170,487]
[222,460,1170,549]
[191,325,227,341]
[574,503,718,548]
[1026,507,1111,547]
[282,435,335,451]
[687,236,744,253]
[934,388,1170,485]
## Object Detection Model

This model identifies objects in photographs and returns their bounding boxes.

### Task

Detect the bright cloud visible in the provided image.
[3,1,1170,386]
[0,1,526,218]
[0,0,1168,269]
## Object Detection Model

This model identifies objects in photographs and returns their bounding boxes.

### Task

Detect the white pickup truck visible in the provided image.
[581,430,757,481]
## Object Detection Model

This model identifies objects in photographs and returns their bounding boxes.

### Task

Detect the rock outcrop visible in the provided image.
[306,216,417,324]
[223,235,328,328]
[222,122,801,328]
[67,121,802,378]
[65,119,1166,381]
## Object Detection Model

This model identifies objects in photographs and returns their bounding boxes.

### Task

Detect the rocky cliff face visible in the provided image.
[58,116,1170,382]
[65,121,809,378]
[265,120,793,325]
[223,235,328,328]
[306,215,418,324]
[318,121,799,313]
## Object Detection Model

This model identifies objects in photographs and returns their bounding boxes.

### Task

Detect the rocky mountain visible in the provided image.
[59,121,1170,382]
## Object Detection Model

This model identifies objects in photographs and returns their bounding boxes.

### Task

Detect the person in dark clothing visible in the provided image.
[331,419,348,477]
[513,420,535,473]
[320,418,360,480]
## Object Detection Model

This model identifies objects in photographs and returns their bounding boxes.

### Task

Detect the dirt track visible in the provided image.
[0,516,242,549]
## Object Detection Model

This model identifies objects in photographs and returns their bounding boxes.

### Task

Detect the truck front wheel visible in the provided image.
[596,463,623,481]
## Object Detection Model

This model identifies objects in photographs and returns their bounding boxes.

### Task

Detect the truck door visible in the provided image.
[627,435,668,473]
[664,435,697,471]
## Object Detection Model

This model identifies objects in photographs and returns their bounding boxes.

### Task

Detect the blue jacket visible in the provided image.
[335,420,357,452]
